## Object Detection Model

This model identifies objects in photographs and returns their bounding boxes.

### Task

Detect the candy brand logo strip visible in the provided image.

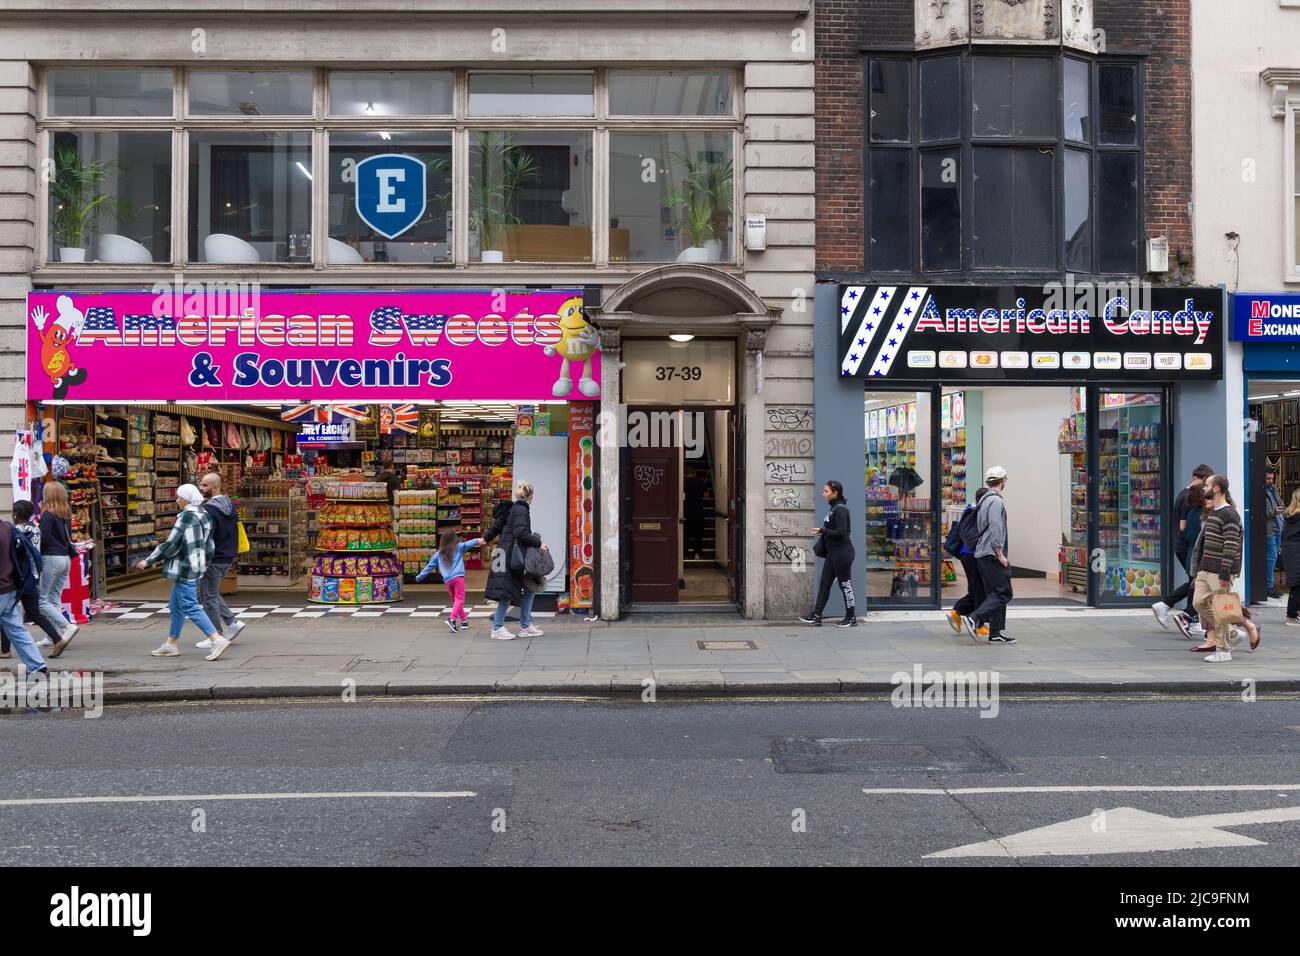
[999,351,1028,368]
[1031,352,1060,369]
[1154,353,1183,369]
[907,351,936,368]
[939,351,968,368]
[1184,353,1213,369]
[970,351,998,369]
[1123,353,1152,369]
[49,886,151,936]
[1063,351,1091,368]
[1094,352,1122,369]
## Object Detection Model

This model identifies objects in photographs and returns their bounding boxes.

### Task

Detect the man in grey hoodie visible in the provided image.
[197,472,245,647]
[964,466,1015,644]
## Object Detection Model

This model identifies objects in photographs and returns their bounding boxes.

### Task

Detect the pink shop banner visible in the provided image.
[26,288,602,403]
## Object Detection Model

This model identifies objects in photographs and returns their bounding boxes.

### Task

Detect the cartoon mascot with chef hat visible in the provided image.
[31,295,89,399]
[544,295,601,398]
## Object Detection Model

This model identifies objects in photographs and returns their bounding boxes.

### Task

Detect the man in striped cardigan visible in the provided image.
[1190,475,1244,662]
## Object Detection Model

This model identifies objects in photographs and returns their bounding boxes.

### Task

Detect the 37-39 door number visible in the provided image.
[655,366,703,381]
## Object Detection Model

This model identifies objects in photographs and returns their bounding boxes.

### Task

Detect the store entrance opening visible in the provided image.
[625,407,737,608]
[864,384,1170,610]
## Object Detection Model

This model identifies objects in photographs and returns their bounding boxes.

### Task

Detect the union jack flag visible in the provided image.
[279,404,372,424]
[382,404,420,434]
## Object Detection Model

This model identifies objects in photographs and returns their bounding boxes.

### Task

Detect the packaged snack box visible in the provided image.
[321,577,340,603]
[308,575,323,601]
[338,578,356,603]
[356,577,373,602]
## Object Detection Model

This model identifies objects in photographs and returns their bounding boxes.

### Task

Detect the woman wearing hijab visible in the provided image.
[133,483,231,661]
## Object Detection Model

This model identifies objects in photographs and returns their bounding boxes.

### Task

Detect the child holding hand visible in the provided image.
[416,531,483,632]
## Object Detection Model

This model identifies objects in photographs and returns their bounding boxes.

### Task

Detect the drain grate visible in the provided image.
[343,658,415,673]
[697,640,757,651]
[769,736,1014,774]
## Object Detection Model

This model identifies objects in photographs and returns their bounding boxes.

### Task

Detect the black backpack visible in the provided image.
[8,522,42,594]
[943,509,966,557]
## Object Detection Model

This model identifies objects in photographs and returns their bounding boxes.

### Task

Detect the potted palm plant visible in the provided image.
[468,132,537,263]
[666,153,733,263]
[50,143,131,263]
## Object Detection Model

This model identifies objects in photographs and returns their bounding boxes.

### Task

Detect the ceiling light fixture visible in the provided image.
[668,333,695,343]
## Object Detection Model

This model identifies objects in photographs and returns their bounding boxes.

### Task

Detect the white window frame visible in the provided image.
[1265,68,1300,283]
[35,65,744,273]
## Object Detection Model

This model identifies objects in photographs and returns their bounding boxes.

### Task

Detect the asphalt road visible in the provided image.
[3,695,1300,867]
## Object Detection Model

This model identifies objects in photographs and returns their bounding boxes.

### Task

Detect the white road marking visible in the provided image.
[927,805,1300,858]
[0,790,477,808]
[864,784,1300,795]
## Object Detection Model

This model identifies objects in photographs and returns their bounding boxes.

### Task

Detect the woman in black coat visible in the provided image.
[799,480,857,627]
[1281,489,1300,623]
[485,481,546,641]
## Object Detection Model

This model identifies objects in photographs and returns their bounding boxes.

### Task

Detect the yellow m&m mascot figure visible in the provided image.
[544,296,601,397]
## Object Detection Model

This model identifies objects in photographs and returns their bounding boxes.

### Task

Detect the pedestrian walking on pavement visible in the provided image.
[800,480,857,627]
[484,481,547,641]
[5,500,73,658]
[197,472,245,648]
[1186,475,1259,661]
[945,487,990,634]
[36,481,80,649]
[0,516,49,677]
[1281,489,1300,625]
[965,466,1015,644]
[1151,464,1212,629]
[1264,467,1284,599]
[416,530,484,632]
[134,483,232,661]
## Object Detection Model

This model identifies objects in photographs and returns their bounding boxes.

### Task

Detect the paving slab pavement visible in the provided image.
[5,599,1300,703]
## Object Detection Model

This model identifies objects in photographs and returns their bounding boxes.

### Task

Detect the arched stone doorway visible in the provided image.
[586,264,778,619]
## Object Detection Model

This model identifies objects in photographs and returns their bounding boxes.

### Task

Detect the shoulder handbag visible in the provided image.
[508,541,527,573]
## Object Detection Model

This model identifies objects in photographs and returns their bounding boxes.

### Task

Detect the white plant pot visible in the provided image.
[703,238,723,262]
[480,249,504,264]
[59,247,87,263]
[676,245,712,263]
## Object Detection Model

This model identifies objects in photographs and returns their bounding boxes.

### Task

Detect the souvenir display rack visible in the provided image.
[237,479,308,588]
[308,480,402,605]
[94,407,129,578]
[55,411,96,544]
[1057,407,1089,592]
[393,474,489,578]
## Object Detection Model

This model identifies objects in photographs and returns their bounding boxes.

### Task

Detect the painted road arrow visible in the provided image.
[926,805,1300,858]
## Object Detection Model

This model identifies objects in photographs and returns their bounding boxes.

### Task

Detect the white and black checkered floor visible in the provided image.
[94,601,557,621]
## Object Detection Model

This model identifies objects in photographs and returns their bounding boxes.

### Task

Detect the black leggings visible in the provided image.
[1159,550,1192,612]
[0,592,64,653]
[814,547,856,615]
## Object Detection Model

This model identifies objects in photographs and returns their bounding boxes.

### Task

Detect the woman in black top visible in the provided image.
[800,480,858,627]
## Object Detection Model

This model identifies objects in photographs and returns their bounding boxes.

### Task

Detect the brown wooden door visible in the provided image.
[629,412,680,603]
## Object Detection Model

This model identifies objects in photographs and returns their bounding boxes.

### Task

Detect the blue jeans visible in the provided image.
[0,591,46,675]
[199,560,236,636]
[492,588,534,629]
[168,579,216,640]
[37,553,71,634]
[1266,535,1279,592]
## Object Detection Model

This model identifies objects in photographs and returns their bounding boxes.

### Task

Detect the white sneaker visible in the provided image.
[36,637,55,648]
[227,619,246,639]
[60,623,79,641]
[489,627,517,641]
[1204,650,1232,663]
[518,625,544,637]
[1188,622,1206,637]
[1150,602,1170,629]
[204,637,233,661]
[1229,627,1244,647]
[196,637,215,649]
[150,643,181,657]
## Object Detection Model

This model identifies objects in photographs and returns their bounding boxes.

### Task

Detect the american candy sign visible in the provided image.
[26,289,601,402]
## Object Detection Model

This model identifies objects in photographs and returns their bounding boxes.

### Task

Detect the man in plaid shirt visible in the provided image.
[134,483,233,661]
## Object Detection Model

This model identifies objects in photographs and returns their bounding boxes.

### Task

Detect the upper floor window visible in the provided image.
[865,52,1143,277]
[37,67,740,268]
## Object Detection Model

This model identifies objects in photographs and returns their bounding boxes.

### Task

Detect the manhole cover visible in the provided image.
[343,659,415,673]
[697,640,757,651]
[769,736,1014,774]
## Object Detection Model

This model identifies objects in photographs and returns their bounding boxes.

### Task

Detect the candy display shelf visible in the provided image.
[308,481,402,605]
[237,480,308,589]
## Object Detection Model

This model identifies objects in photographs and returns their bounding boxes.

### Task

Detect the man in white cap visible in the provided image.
[134,483,232,661]
[965,466,1016,644]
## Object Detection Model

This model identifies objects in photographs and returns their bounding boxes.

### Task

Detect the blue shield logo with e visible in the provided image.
[355,154,426,239]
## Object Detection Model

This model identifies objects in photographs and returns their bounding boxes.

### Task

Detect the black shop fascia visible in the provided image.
[836,285,1224,383]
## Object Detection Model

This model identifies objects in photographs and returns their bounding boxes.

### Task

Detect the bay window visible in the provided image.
[37,67,740,268]
[864,52,1144,277]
